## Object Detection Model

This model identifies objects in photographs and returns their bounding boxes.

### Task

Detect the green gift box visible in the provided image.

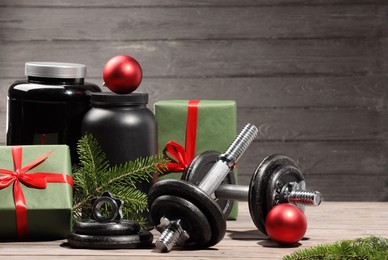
[0,145,73,240]
[154,100,238,219]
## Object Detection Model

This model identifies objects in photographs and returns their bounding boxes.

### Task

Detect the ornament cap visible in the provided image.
[25,62,86,79]
[90,92,148,106]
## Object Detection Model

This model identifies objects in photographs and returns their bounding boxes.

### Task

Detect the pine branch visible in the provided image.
[111,185,149,221]
[283,236,388,260]
[72,134,168,224]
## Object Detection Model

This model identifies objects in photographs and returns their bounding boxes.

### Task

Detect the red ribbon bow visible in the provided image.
[0,146,74,239]
[163,141,190,172]
[163,100,200,173]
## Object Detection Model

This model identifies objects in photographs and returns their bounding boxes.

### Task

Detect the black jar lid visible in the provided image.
[91,92,148,106]
[25,62,86,79]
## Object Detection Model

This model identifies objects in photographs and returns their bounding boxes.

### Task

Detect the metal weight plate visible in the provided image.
[181,151,236,219]
[248,154,302,235]
[148,180,226,248]
[67,230,153,249]
[150,195,212,248]
[74,219,141,236]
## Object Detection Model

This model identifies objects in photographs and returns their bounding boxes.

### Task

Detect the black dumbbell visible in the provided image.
[148,124,258,252]
[182,152,321,235]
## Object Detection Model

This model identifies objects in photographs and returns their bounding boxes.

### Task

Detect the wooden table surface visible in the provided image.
[0,202,387,259]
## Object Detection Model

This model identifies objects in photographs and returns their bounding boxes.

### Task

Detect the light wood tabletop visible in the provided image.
[0,202,387,259]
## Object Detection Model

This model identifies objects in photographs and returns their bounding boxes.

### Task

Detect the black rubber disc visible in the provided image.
[181,151,236,218]
[248,154,303,235]
[74,219,141,236]
[67,230,153,249]
[150,195,212,248]
[148,180,226,248]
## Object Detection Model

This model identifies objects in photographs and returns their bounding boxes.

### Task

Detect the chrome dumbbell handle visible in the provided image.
[287,190,321,206]
[214,184,249,201]
[198,123,258,196]
[215,184,321,206]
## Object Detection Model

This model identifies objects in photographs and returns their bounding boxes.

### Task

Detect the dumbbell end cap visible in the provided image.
[314,192,322,206]
[155,241,170,253]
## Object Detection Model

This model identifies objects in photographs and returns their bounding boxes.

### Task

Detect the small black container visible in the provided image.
[7,62,101,163]
[81,92,157,194]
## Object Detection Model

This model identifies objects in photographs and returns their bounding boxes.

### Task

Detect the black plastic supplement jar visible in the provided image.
[81,92,157,194]
[7,62,101,163]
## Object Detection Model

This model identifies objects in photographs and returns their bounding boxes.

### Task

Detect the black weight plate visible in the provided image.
[181,151,236,219]
[74,219,141,236]
[67,230,153,249]
[248,154,301,235]
[148,180,226,248]
[150,195,212,248]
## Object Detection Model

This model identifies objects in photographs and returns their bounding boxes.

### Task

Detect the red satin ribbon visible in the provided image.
[163,100,200,172]
[0,146,74,239]
[163,141,189,172]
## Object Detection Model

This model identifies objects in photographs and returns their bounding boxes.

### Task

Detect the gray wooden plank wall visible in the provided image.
[0,0,387,201]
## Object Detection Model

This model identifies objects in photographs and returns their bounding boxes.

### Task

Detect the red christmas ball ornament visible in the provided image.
[265,203,307,244]
[103,55,142,94]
